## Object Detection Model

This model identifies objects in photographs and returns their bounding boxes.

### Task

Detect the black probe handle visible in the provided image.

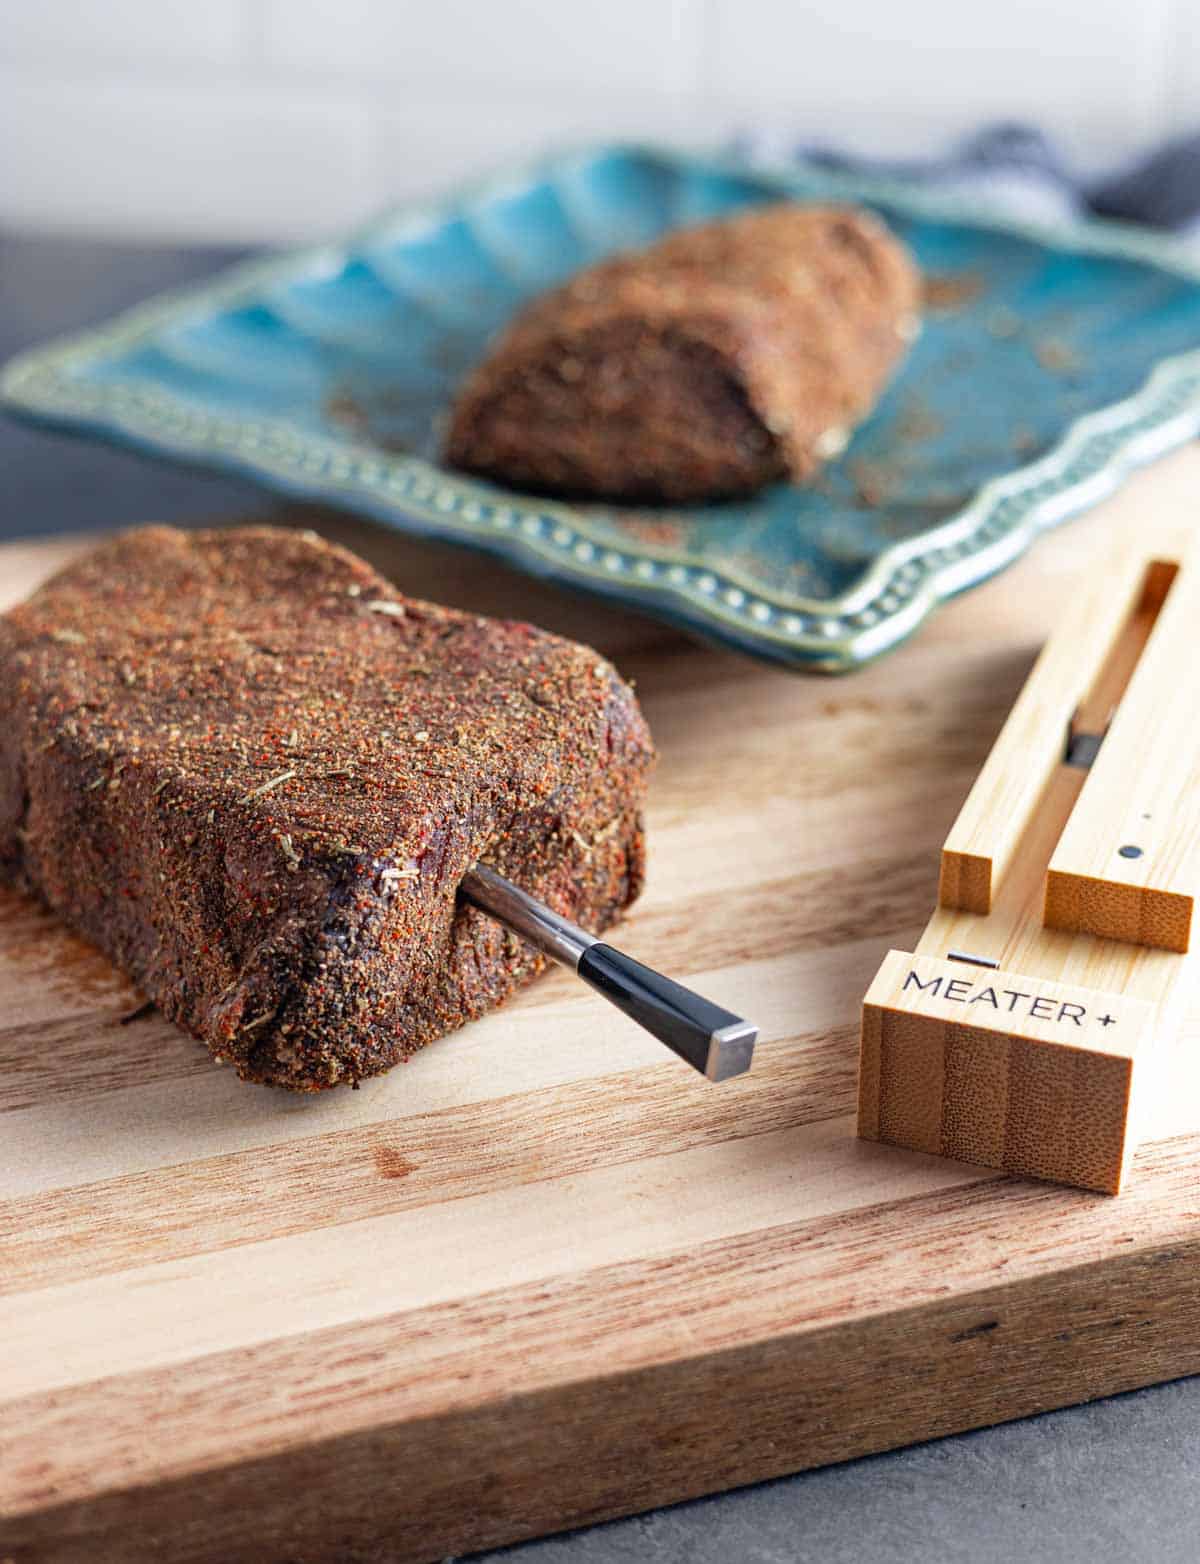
[576,943,756,1082]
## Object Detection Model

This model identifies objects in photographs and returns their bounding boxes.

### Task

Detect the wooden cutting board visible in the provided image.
[6,452,1200,1564]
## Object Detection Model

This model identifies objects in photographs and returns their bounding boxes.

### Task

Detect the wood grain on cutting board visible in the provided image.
[5,449,1200,1564]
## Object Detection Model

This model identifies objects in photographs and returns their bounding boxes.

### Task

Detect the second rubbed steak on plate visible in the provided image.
[446,203,920,503]
[0,526,654,1089]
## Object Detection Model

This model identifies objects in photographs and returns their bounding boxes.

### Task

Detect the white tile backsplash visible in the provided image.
[262,0,700,98]
[1165,0,1200,133]
[0,77,375,241]
[369,92,696,208]
[706,0,1174,165]
[0,0,250,68]
[0,0,1193,242]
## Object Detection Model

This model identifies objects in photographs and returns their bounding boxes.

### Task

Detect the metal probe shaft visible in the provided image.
[460,863,756,1082]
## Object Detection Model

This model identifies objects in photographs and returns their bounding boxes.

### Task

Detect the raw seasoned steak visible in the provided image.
[0,526,654,1089]
[445,203,920,503]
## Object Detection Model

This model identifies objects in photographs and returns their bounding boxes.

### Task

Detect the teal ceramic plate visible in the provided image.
[7,145,1200,670]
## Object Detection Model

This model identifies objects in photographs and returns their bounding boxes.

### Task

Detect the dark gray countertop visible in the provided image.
[0,233,272,542]
[3,230,1196,1564]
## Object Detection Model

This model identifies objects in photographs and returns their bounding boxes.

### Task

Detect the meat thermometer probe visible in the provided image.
[461,863,756,1081]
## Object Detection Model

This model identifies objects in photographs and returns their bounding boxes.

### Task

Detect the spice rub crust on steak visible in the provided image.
[445,202,921,503]
[0,526,655,1089]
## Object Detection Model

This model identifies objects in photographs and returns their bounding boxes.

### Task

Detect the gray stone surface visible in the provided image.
[474,1379,1200,1563]
[1,232,272,542]
[4,231,1197,1564]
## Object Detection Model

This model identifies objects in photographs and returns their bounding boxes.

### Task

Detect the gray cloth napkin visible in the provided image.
[741,122,1200,241]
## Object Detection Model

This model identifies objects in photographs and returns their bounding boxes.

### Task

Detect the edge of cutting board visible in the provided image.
[5,1134,1200,1563]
